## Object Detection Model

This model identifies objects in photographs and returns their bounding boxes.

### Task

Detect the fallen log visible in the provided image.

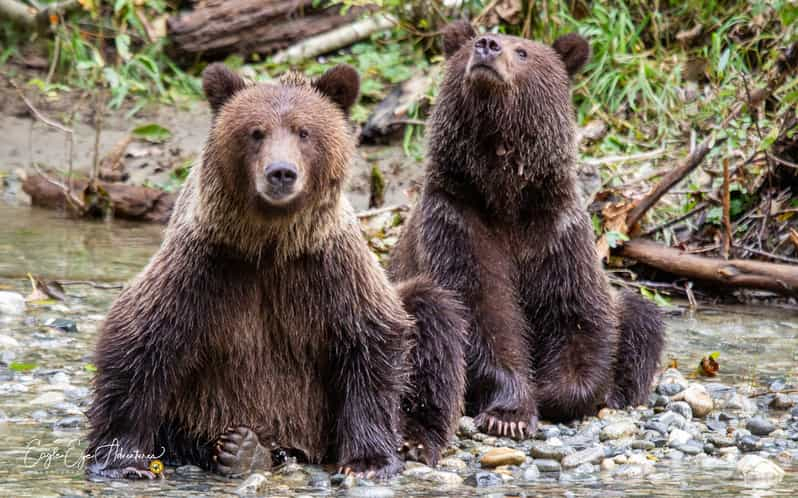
[618,239,798,296]
[23,174,176,224]
[0,0,80,32]
[167,0,367,60]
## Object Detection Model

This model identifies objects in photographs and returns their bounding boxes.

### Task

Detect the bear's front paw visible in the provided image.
[213,426,270,478]
[339,455,404,480]
[474,409,538,439]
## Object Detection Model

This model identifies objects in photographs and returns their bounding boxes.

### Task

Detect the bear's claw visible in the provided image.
[475,411,538,440]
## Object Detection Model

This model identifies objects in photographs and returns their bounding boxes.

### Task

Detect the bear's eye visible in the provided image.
[251,129,265,141]
[515,48,528,60]
[298,128,310,140]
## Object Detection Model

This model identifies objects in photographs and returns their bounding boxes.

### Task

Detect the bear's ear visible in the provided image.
[202,63,248,114]
[442,20,477,59]
[552,33,591,77]
[314,65,360,114]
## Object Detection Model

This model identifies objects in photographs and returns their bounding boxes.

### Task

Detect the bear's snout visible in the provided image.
[474,36,502,60]
[265,162,298,189]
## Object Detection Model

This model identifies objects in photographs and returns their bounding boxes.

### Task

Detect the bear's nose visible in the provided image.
[265,162,298,188]
[474,36,502,59]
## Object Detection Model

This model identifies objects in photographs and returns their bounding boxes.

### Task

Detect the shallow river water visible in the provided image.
[0,204,797,497]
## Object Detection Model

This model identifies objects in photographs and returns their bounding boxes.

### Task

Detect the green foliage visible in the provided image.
[9,361,37,373]
[640,286,672,307]
[132,123,172,143]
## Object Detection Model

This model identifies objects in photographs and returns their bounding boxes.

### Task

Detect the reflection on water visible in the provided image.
[0,204,796,496]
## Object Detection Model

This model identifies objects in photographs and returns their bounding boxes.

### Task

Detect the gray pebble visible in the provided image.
[530,442,574,461]
[522,465,540,481]
[534,459,562,473]
[346,486,395,498]
[53,415,83,429]
[308,472,331,489]
[465,471,503,488]
[561,446,604,468]
[770,394,795,410]
[630,440,655,450]
[658,383,684,396]
[45,318,78,333]
[737,435,761,452]
[666,401,693,420]
[747,417,776,436]
[458,416,478,437]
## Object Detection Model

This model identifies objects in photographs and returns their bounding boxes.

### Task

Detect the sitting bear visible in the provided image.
[389,22,665,437]
[86,63,467,479]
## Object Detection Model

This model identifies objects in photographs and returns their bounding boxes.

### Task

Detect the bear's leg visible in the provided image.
[412,191,537,438]
[213,426,271,477]
[605,290,665,408]
[396,276,468,465]
[521,220,618,422]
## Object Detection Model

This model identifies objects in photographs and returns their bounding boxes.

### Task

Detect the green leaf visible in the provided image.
[605,230,629,248]
[115,34,131,62]
[708,351,720,361]
[84,363,97,373]
[9,362,37,372]
[132,123,172,143]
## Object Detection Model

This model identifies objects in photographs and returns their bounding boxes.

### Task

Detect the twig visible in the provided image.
[767,153,798,169]
[738,246,798,265]
[356,204,409,219]
[9,80,73,134]
[57,280,123,290]
[473,0,501,25]
[722,158,732,259]
[91,92,103,181]
[626,138,716,231]
[641,202,709,237]
[581,148,666,167]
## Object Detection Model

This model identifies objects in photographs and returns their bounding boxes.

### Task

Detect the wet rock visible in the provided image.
[539,425,560,440]
[417,470,463,485]
[600,458,615,471]
[53,415,83,429]
[533,459,561,473]
[465,471,503,488]
[612,463,652,478]
[643,421,669,435]
[0,292,25,315]
[654,411,687,429]
[630,440,655,450]
[49,372,70,385]
[331,472,356,488]
[747,417,776,436]
[737,435,761,452]
[651,394,669,408]
[733,455,785,482]
[600,421,638,441]
[346,486,395,498]
[45,318,78,333]
[175,465,203,476]
[235,472,269,495]
[480,447,526,467]
[438,457,467,471]
[770,394,795,410]
[458,416,477,437]
[572,462,595,475]
[677,384,713,418]
[401,464,431,478]
[308,472,331,489]
[30,391,65,405]
[0,334,20,349]
[561,446,604,468]
[724,393,757,415]
[521,465,540,481]
[666,401,693,420]
[675,441,703,455]
[667,428,692,447]
[657,368,688,393]
[529,442,574,461]
[708,435,735,447]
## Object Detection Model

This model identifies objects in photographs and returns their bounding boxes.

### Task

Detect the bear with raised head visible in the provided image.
[390,22,665,436]
[86,63,467,479]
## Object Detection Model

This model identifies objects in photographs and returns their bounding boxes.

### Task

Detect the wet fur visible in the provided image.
[390,22,665,429]
[86,64,465,479]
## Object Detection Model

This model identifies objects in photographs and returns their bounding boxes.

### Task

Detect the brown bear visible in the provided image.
[389,22,665,437]
[86,63,467,479]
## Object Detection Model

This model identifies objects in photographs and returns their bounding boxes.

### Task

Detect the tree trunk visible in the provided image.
[167,0,367,60]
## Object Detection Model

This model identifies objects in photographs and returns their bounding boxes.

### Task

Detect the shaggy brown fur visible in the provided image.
[86,63,466,480]
[390,22,665,436]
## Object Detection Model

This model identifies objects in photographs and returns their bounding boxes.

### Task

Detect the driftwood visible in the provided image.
[23,174,176,224]
[167,0,367,60]
[618,239,798,296]
[272,13,394,64]
[360,72,434,144]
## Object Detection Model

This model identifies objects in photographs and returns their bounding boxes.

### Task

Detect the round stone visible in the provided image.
[480,447,526,467]
[747,417,777,436]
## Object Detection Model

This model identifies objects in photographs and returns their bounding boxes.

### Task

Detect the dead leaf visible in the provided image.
[668,358,678,369]
[26,274,66,302]
[789,228,798,251]
[596,200,634,260]
[697,352,720,377]
[676,24,703,45]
